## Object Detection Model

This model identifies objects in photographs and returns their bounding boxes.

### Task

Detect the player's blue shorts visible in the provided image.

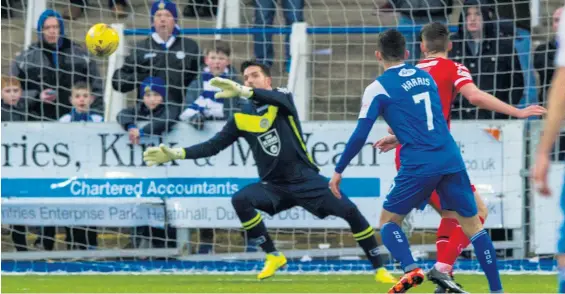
[383,169,477,217]
[558,175,565,254]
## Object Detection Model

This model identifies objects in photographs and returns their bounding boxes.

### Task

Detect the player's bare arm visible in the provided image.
[459,83,546,118]
[532,67,565,196]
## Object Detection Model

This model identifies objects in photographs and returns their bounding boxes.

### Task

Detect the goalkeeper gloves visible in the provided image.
[210,77,253,99]
[143,144,185,167]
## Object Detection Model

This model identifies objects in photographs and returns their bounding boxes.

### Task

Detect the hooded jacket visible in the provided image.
[449,0,524,119]
[10,10,104,121]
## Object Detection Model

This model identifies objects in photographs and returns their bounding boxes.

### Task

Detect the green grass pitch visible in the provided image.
[1,274,557,293]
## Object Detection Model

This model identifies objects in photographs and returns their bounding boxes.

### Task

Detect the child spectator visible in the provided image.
[1,76,28,122]
[59,82,104,122]
[2,76,30,251]
[117,76,176,145]
[180,41,244,129]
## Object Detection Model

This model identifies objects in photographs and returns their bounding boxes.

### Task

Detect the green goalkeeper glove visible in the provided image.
[210,77,253,99]
[143,144,185,167]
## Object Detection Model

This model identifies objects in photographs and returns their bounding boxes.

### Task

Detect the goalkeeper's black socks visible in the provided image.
[356,231,385,269]
[343,208,385,269]
[236,210,277,253]
[231,193,277,253]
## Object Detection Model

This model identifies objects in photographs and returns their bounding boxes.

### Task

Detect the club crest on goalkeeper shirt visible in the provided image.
[257,128,281,156]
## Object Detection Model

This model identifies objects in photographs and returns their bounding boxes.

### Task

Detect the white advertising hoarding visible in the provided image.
[532,163,564,255]
[1,121,524,229]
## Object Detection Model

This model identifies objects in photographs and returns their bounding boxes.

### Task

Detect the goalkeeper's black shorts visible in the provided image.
[233,169,356,219]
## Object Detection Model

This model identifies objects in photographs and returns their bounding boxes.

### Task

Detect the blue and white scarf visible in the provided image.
[183,66,230,119]
[59,108,103,122]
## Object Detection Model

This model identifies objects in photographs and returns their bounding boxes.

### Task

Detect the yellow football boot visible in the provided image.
[257,253,287,280]
[375,267,398,284]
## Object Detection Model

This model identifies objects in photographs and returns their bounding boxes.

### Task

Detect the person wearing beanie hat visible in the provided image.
[151,0,181,50]
[112,1,200,123]
[117,76,178,145]
[151,0,178,20]
[140,76,167,100]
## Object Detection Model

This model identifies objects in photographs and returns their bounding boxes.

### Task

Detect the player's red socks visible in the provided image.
[438,216,485,268]
[436,218,458,262]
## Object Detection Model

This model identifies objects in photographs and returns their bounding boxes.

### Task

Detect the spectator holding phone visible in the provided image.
[10,9,104,121]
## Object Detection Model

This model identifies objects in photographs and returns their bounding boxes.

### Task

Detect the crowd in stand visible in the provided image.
[1,0,563,252]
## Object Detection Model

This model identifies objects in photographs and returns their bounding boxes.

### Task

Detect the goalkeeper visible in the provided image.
[143,60,397,283]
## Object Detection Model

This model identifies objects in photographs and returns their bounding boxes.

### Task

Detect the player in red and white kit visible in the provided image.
[374,22,546,293]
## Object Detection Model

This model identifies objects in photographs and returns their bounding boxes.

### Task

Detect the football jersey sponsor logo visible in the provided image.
[399,68,417,77]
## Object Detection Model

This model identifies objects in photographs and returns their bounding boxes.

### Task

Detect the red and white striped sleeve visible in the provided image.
[452,62,474,92]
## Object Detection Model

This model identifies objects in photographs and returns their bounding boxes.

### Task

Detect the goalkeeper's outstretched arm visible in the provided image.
[210,77,298,115]
[459,83,546,118]
[250,88,297,115]
[182,119,240,159]
[143,119,240,166]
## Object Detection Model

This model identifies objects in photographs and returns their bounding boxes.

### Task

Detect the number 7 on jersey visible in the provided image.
[412,92,434,131]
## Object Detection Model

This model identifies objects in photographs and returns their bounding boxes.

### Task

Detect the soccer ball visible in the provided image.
[85,23,119,58]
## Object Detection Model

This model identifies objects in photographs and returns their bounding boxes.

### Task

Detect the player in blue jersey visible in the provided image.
[532,9,565,293]
[328,29,503,293]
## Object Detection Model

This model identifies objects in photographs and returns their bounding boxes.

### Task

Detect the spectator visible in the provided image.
[59,82,104,122]
[112,0,200,116]
[180,41,244,129]
[117,76,177,145]
[2,76,29,251]
[63,0,128,20]
[487,2,538,107]
[179,41,248,254]
[10,9,104,121]
[118,79,178,249]
[534,6,563,106]
[1,76,28,122]
[449,0,524,119]
[254,0,304,71]
[377,0,453,63]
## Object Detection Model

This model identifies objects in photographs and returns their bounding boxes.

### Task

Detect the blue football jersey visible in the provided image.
[359,64,465,176]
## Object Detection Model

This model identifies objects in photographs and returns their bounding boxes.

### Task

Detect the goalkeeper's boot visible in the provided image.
[257,252,287,280]
[375,267,398,284]
[388,268,424,293]
[427,267,467,293]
